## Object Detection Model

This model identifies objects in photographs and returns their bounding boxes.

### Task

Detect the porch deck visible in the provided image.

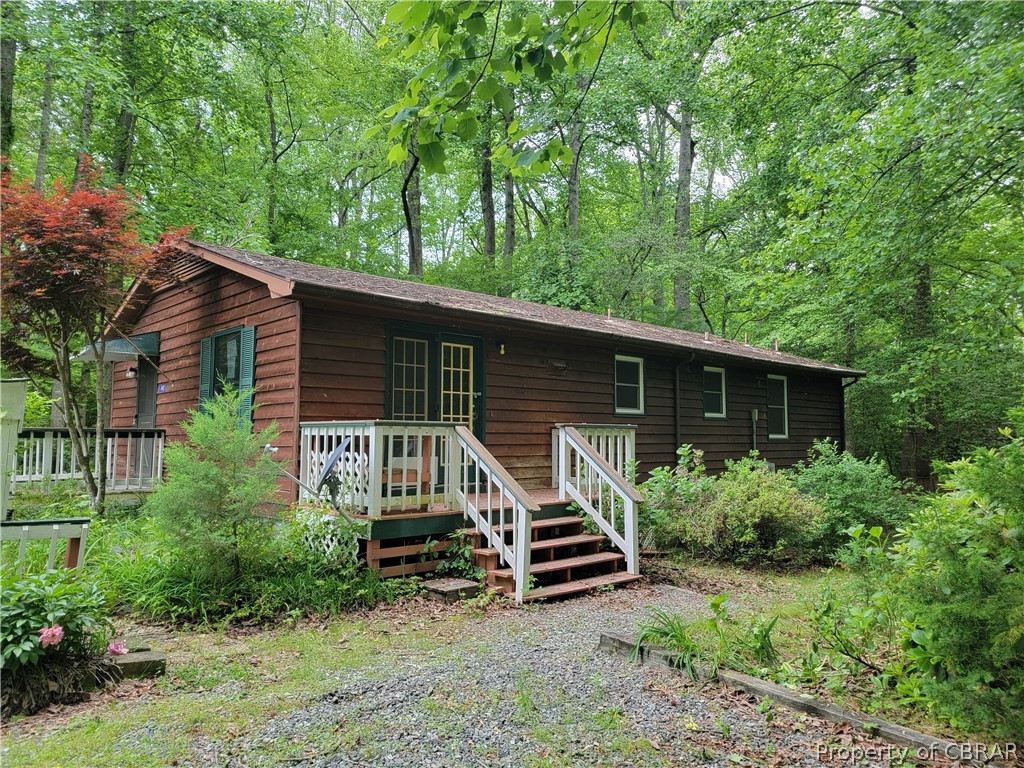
[302,420,642,602]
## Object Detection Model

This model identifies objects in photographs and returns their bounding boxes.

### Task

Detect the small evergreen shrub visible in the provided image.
[798,409,1024,738]
[1,568,116,717]
[666,455,823,565]
[789,440,914,556]
[144,386,284,583]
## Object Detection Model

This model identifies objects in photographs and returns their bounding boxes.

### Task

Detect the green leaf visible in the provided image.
[418,140,447,174]
[456,115,479,140]
[494,86,514,115]
[464,13,487,36]
[387,143,409,165]
[361,124,383,142]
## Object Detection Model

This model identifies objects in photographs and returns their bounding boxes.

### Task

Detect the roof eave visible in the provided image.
[182,240,296,298]
[291,281,864,378]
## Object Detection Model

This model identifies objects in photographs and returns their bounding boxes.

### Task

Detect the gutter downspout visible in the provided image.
[841,377,860,453]
[674,353,696,450]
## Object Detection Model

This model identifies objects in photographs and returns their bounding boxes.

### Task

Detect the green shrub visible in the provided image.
[666,455,823,565]
[789,440,914,556]
[638,444,711,549]
[144,386,284,582]
[890,410,1024,737]
[800,409,1024,738]
[1,568,115,717]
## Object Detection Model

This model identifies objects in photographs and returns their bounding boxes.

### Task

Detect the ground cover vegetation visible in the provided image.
[0,389,420,717]
[636,412,1024,740]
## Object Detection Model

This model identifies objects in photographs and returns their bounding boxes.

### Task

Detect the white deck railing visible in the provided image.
[10,428,164,493]
[551,423,636,486]
[299,421,455,516]
[556,425,642,574]
[452,425,537,603]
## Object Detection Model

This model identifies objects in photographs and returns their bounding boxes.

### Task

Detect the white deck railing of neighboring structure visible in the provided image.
[10,428,165,493]
[0,517,90,571]
[555,425,642,575]
[299,420,538,602]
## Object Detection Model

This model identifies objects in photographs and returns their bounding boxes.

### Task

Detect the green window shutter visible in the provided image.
[238,326,256,422]
[199,335,214,407]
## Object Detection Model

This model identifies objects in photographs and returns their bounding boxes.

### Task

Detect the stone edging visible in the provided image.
[599,632,1010,768]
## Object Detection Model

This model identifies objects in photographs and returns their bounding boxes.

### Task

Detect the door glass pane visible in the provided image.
[441,342,473,426]
[391,337,429,420]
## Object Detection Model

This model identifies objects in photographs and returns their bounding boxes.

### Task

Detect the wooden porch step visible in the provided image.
[470,534,604,561]
[530,533,604,552]
[490,550,624,580]
[524,572,642,602]
[490,515,584,533]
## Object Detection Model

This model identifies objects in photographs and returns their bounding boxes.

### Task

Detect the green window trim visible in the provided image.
[767,374,788,439]
[199,325,255,421]
[614,355,645,415]
[703,366,726,418]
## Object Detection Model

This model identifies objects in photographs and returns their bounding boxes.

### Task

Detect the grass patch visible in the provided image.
[1,616,451,767]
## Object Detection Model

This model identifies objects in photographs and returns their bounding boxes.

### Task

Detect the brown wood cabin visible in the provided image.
[108,240,862,601]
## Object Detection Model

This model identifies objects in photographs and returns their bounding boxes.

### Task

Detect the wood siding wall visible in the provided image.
[299,304,844,490]
[109,267,301,488]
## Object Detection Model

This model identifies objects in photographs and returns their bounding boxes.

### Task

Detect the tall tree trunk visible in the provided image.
[34,58,53,191]
[264,77,280,249]
[673,111,694,327]
[502,168,515,272]
[671,112,696,327]
[901,261,936,483]
[0,2,17,171]
[74,3,103,186]
[402,141,423,277]
[567,121,582,252]
[502,111,515,274]
[480,125,496,265]
[112,2,138,184]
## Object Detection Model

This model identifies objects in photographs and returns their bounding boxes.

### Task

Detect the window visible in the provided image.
[767,374,788,439]
[199,326,255,418]
[703,366,726,417]
[614,355,644,415]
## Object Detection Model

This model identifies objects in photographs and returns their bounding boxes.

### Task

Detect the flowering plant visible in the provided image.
[1,568,112,673]
[107,642,128,656]
[38,625,64,648]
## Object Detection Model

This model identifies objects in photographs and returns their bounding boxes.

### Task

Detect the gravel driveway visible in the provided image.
[233,583,924,768]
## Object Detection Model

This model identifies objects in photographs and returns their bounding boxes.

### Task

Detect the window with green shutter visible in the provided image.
[199,326,255,420]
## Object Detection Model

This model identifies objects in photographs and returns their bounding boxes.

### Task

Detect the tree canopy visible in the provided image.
[1,0,1021,478]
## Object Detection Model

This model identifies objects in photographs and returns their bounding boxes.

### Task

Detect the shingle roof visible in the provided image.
[184,240,863,377]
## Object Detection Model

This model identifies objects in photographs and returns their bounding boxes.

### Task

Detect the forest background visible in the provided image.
[1,0,1021,480]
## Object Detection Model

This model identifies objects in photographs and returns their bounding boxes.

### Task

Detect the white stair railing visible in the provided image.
[452,425,537,603]
[557,426,642,574]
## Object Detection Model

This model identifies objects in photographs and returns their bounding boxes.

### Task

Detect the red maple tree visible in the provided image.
[2,159,182,509]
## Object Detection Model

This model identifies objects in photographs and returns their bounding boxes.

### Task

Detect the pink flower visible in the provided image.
[38,625,64,648]
[107,642,128,656]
